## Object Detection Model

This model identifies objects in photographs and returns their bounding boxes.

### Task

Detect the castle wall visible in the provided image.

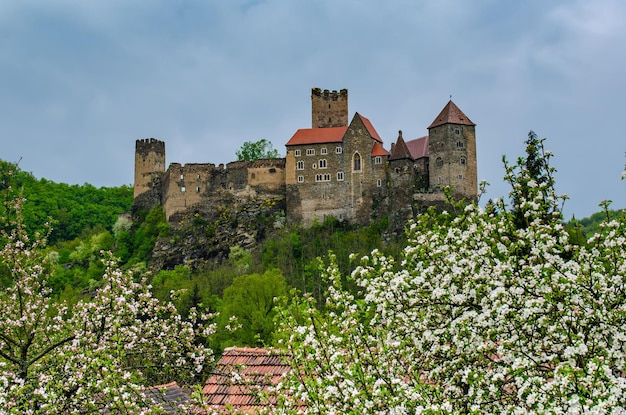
[160,159,286,222]
[162,163,215,221]
[285,142,354,226]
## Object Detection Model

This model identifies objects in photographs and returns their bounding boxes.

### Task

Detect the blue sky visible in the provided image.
[1,0,625,219]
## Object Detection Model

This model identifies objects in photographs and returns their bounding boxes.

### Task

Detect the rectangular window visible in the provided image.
[319,159,327,169]
[324,173,331,181]
[180,174,184,180]
[315,174,322,182]
[377,179,382,187]
[374,156,382,164]
[306,148,315,156]
[297,175,304,183]
[335,147,343,154]
[196,186,200,192]
[181,186,186,192]
[295,149,301,157]
[321,147,328,155]
[456,141,464,148]
[337,171,344,181]
[297,161,304,170]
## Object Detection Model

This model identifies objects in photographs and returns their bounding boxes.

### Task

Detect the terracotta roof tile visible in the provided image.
[285,127,347,146]
[371,141,390,157]
[428,100,475,129]
[202,347,292,414]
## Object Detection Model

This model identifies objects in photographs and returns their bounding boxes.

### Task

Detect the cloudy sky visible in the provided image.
[2,0,625,219]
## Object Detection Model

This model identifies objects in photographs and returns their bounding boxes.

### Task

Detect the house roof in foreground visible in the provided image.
[202,347,291,413]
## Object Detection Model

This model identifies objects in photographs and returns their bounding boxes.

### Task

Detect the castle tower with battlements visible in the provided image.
[311,88,348,128]
[134,138,165,198]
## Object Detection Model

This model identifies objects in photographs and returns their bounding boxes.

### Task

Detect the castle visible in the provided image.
[133,88,477,227]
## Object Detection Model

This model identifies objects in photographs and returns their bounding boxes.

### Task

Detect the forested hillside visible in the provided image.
[0,157,621,351]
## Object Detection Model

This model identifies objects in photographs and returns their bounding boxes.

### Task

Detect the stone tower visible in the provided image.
[311,88,348,128]
[134,138,165,198]
[427,101,477,200]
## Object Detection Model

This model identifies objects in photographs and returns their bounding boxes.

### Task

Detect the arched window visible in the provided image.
[353,152,362,172]
[460,157,466,166]
[435,157,443,168]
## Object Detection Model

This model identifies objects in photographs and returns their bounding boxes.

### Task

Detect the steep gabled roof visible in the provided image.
[356,113,383,143]
[202,347,291,413]
[406,135,429,159]
[371,141,390,157]
[428,100,475,129]
[285,126,347,146]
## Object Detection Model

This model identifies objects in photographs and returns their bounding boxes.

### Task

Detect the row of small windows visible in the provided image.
[297,156,370,170]
[297,172,345,183]
[435,157,467,167]
[180,174,202,180]
[295,147,343,157]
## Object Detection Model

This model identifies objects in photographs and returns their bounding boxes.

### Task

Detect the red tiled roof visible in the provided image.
[202,347,291,414]
[285,127,347,146]
[371,141,390,157]
[356,113,383,143]
[406,136,429,159]
[428,100,475,128]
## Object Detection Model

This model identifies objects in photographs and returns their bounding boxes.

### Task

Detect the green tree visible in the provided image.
[218,269,287,348]
[235,139,280,161]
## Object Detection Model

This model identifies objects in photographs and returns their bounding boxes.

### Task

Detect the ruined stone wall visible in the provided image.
[248,158,286,191]
[162,163,215,221]
[160,159,286,223]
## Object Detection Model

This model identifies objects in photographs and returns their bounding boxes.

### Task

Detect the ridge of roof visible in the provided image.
[428,100,475,129]
[355,113,383,143]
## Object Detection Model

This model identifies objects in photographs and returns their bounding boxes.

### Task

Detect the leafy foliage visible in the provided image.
[0,160,133,244]
[236,139,280,161]
[275,134,626,414]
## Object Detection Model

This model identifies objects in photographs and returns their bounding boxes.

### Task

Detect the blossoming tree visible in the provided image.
[0,196,215,414]
[276,135,626,414]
